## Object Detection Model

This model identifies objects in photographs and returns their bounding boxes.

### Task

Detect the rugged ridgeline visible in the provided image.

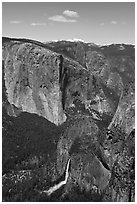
[2,37,135,201]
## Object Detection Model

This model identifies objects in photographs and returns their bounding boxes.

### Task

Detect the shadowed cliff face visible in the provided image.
[2,37,135,202]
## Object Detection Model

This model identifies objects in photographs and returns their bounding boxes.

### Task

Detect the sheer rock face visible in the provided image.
[3,40,66,125]
[3,38,135,130]
[3,38,123,126]
[2,37,135,146]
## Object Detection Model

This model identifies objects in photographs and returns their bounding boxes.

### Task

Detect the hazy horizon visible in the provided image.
[2,2,135,45]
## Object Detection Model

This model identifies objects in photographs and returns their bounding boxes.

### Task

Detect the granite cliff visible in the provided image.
[3,38,135,129]
[2,37,135,201]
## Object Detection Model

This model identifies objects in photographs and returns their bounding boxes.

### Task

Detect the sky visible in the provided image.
[2,2,135,45]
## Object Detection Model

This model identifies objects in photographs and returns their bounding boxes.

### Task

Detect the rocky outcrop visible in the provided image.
[3,38,135,128]
[108,83,135,136]
[2,38,111,126]
[45,40,88,67]
[56,115,111,196]
[2,37,135,202]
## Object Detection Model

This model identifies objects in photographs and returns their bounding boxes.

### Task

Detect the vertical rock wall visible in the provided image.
[3,41,66,125]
